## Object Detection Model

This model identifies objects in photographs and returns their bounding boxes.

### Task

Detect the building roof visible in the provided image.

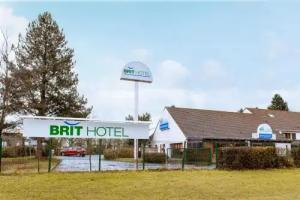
[166,106,300,141]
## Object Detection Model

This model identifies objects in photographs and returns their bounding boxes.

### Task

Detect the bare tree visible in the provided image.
[0,30,15,172]
[0,31,15,133]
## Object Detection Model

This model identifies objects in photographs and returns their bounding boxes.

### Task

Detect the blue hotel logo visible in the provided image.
[123,66,151,78]
[259,133,272,139]
[159,119,169,131]
[64,121,80,126]
[257,123,273,139]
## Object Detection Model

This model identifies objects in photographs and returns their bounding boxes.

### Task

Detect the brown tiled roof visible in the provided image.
[246,108,300,132]
[166,107,300,140]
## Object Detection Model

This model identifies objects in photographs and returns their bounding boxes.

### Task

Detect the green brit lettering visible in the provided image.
[49,124,129,138]
[50,125,59,135]
[74,126,83,136]
[69,126,74,136]
[60,126,69,135]
[49,125,83,136]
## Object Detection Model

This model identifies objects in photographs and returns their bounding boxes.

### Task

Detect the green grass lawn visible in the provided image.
[1,169,300,200]
[1,157,60,174]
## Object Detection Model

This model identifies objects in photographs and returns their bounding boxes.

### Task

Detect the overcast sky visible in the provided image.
[1,1,300,125]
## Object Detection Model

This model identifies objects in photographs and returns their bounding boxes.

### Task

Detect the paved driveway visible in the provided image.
[54,155,164,171]
[54,155,215,171]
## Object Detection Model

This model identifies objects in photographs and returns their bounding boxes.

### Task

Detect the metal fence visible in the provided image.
[0,138,215,174]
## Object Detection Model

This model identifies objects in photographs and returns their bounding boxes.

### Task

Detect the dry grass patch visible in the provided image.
[0,169,300,199]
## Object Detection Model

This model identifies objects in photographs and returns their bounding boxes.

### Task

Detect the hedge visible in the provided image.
[292,147,300,167]
[2,146,39,158]
[218,147,292,169]
[144,152,166,163]
[103,148,134,160]
[185,148,211,164]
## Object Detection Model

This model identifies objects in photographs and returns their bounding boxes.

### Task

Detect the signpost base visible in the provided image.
[134,139,138,170]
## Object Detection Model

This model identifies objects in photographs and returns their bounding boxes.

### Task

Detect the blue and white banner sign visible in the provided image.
[159,119,169,131]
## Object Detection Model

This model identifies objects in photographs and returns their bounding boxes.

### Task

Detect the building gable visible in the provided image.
[152,108,186,144]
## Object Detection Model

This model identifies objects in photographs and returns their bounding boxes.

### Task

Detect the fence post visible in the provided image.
[48,138,52,173]
[88,139,92,172]
[0,135,2,173]
[142,144,145,170]
[98,139,102,172]
[37,155,40,173]
[89,154,92,172]
[209,148,212,165]
[182,147,186,171]
[164,148,168,169]
[215,143,218,168]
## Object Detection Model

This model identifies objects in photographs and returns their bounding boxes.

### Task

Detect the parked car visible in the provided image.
[60,146,86,157]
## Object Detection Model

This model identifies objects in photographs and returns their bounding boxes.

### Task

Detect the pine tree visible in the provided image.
[238,108,244,113]
[12,12,92,156]
[125,114,134,121]
[138,112,151,121]
[268,94,289,111]
[13,12,92,117]
[125,113,151,121]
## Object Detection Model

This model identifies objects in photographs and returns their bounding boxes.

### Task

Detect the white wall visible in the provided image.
[296,133,300,140]
[152,108,186,149]
[275,143,291,156]
[275,143,291,150]
[2,141,7,147]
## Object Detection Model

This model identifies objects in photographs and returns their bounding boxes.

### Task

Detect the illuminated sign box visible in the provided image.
[120,61,153,83]
[259,133,273,139]
[23,117,150,139]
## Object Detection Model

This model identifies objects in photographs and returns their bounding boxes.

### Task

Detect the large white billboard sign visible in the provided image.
[23,118,150,139]
[120,61,153,83]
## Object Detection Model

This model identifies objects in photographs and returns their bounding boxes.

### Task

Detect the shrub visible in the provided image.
[103,148,134,160]
[117,148,134,158]
[292,147,300,167]
[185,148,212,164]
[218,147,292,169]
[2,147,16,157]
[103,149,117,160]
[2,146,37,158]
[144,152,165,163]
[169,149,183,158]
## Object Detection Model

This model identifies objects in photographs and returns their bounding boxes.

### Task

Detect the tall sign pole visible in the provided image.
[120,61,153,170]
[134,81,139,169]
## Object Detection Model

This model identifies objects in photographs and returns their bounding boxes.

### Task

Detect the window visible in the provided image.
[285,133,296,140]
[171,143,183,149]
[187,142,202,148]
[285,133,291,139]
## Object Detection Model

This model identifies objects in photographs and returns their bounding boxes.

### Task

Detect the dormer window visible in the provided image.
[285,133,296,140]
[268,114,275,118]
